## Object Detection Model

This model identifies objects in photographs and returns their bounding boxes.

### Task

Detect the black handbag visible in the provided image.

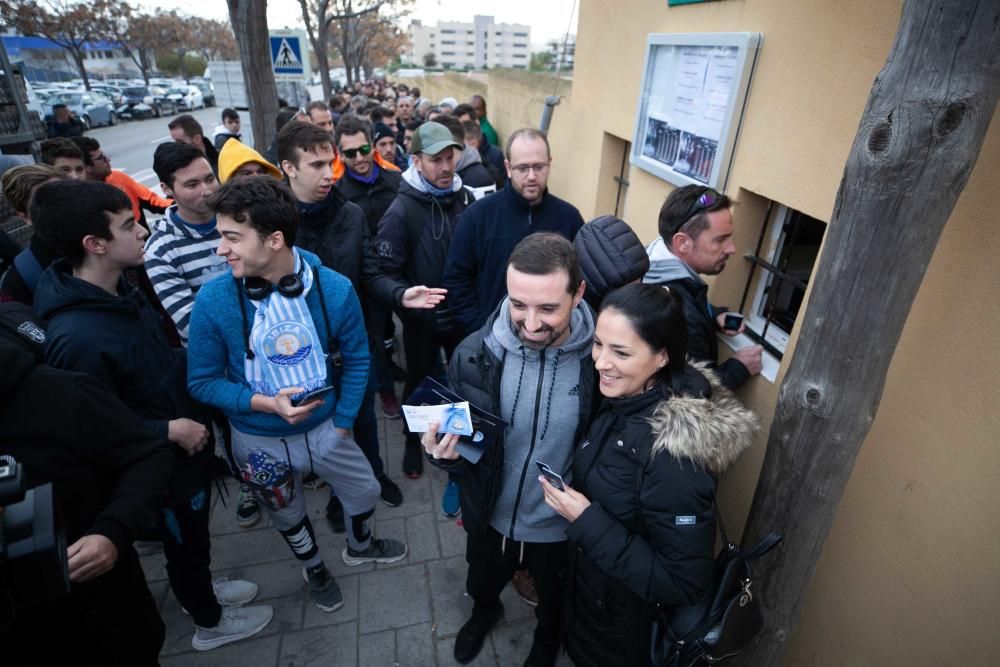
[649,509,782,667]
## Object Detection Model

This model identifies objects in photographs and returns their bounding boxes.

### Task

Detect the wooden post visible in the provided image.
[227,0,280,152]
[736,1,1000,664]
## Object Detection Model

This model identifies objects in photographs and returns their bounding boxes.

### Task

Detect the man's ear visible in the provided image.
[160,182,173,198]
[267,230,287,250]
[573,279,586,308]
[81,234,107,256]
[671,232,691,254]
[280,159,296,179]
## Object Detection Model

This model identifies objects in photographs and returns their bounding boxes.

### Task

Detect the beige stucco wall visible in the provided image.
[417,0,1000,663]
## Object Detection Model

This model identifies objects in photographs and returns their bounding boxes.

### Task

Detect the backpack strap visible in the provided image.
[13,248,44,295]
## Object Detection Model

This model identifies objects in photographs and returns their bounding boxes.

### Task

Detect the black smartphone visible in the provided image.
[291,386,334,408]
[535,461,566,491]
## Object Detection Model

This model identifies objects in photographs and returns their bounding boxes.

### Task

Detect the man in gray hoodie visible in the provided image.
[422,233,598,666]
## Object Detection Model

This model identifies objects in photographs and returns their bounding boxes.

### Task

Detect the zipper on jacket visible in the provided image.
[508,347,546,539]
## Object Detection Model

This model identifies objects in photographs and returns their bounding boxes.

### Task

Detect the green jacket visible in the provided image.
[480,116,499,147]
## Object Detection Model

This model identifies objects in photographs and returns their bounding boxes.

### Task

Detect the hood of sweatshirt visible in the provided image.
[642,236,704,285]
[401,162,463,195]
[34,259,145,322]
[218,138,282,184]
[485,296,596,542]
[455,146,483,172]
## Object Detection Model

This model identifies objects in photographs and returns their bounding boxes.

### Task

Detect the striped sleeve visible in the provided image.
[145,231,198,343]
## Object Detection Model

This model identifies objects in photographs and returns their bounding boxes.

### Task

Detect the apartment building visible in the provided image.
[407,15,531,70]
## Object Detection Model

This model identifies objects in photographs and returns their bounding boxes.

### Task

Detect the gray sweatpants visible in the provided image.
[231,419,381,556]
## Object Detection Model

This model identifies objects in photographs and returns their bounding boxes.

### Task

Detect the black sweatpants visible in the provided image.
[465,526,568,645]
[158,483,222,628]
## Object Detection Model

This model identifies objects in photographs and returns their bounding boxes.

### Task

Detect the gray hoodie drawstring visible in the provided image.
[538,349,562,441]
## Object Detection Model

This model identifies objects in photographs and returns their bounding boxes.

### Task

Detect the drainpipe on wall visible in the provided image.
[539,95,561,133]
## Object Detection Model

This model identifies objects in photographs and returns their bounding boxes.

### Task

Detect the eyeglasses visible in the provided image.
[675,189,722,233]
[94,153,110,163]
[510,162,550,175]
[341,144,372,159]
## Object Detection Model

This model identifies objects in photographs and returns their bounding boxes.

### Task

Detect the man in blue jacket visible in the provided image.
[443,128,584,335]
[187,176,408,615]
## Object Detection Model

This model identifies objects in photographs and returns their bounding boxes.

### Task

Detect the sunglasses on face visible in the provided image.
[341,144,372,159]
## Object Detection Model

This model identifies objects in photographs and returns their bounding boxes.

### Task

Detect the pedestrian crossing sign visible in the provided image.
[269,32,308,80]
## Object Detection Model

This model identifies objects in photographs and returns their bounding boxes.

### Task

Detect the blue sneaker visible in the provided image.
[442,480,461,517]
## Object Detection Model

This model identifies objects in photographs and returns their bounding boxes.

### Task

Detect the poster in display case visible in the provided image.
[631,32,762,190]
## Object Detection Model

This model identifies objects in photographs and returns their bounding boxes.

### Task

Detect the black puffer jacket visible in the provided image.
[574,215,650,309]
[436,303,599,536]
[295,187,399,311]
[336,166,402,236]
[564,364,757,667]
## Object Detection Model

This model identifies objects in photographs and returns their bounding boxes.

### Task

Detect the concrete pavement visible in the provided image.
[142,391,573,666]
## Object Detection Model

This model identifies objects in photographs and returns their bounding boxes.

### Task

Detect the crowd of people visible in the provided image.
[0,79,764,665]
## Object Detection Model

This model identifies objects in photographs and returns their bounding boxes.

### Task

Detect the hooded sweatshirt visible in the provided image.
[213,123,241,151]
[455,146,497,197]
[218,138,283,184]
[486,296,596,543]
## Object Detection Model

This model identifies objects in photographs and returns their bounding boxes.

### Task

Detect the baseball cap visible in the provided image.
[410,122,462,156]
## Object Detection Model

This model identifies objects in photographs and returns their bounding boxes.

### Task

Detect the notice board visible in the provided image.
[631,33,762,190]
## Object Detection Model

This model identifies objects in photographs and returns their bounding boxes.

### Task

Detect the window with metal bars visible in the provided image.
[737,204,826,359]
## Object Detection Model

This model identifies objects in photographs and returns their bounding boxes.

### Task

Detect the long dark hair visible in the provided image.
[599,283,688,386]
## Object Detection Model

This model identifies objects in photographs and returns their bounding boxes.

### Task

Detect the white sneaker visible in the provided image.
[192,604,273,651]
[213,578,258,606]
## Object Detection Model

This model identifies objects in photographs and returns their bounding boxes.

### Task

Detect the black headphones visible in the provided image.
[241,271,304,300]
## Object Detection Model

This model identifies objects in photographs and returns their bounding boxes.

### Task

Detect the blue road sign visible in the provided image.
[270,35,304,77]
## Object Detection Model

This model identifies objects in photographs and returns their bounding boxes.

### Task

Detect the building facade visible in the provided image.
[1,33,139,83]
[407,16,531,70]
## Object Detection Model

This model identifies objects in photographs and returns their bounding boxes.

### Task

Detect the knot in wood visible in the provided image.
[867,121,892,153]
[935,101,967,137]
[805,387,821,404]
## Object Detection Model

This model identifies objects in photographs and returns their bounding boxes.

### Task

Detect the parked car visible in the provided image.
[44,90,117,128]
[92,84,125,107]
[165,85,203,111]
[118,85,177,119]
[194,81,215,107]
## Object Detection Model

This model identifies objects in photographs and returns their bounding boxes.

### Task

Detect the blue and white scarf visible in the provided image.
[244,250,327,399]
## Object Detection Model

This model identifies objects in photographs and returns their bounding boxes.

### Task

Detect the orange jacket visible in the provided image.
[332,151,400,183]
[105,170,173,223]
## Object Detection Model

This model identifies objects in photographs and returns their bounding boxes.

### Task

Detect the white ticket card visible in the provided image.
[402,402,474,436]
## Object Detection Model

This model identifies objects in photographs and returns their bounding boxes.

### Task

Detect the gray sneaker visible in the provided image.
[302,563,345,612]
[342,538,408,566]
[191,604,273,651]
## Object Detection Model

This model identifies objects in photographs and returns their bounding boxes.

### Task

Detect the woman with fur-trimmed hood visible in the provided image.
[540,283,757,666]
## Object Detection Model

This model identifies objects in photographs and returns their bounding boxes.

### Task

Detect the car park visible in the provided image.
[118,85,177,120]
[43,90,117,128]
[165,85,204,111]
[194,81,215,107]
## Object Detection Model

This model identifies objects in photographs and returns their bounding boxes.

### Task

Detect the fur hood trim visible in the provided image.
[648,361,758,474]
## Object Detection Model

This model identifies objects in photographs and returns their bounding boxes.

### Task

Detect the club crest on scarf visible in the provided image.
[262,322,314,366]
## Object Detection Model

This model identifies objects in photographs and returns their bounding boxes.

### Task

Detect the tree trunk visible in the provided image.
[736,1,1000,664]
[70,47,91,90]
[227,0,280,152]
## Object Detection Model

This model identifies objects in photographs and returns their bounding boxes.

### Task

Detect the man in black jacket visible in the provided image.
[277,121,408,513]
[1,337,172,664]
[423,233,598,666]
[30,180,274,652]
[643,185,762,389]
[376,121,473,479]
[335,115,407,419]
[443,128,584,335]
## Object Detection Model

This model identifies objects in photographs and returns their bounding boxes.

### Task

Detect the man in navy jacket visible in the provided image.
[443,128,584,335]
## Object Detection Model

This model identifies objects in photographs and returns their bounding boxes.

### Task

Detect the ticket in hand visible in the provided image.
[402,401,474,436]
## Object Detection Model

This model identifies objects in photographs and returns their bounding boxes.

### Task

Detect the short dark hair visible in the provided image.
[1,164,62,215]
[405,119,425,132]
[306,100,329,116]
[40,138,83,165]
[208,176,298,247]
[599,283,688,384]
[436,115,465,143]
[70,135,100,164]
[658,185,732,246]
[275,107,299,132]
[508,233,582,295]
[276,121,333,166]
[370,106,393,123]
[329,96,347,112]
[452,103,477,121]
[153,141,208,188]
[334,114,373,146]
[506,128,550,160]
[410,87,421,98]
[222,107,240,122]
[30,180,131,268]
[167,114,204,139]
[462,120,483,142]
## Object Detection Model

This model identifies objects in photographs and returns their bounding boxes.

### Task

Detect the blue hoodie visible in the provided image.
[187,248,370,436]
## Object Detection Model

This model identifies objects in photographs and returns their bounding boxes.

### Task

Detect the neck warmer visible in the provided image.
[244,249,327,400]
[346,163,380,185]
[417,171,456,197]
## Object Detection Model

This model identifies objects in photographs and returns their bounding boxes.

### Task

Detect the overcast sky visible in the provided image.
[135,0,579,48]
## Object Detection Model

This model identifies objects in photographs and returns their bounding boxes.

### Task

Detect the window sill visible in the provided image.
[717,332,780,384]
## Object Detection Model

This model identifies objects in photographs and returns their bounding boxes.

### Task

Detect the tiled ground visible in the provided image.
[143,377,573,666]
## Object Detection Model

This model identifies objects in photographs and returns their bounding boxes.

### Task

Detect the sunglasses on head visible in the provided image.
[341,144,372,159]
[675,189,722,233]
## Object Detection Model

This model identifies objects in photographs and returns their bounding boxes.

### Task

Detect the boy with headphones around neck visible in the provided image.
[187,176,408,614]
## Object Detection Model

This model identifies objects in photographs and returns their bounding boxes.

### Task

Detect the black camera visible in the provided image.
[1,461,70,631]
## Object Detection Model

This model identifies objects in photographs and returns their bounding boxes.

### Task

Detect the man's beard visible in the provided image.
[516,322,562,350]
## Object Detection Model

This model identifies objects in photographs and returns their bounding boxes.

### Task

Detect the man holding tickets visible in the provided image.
[422,233,598,666]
